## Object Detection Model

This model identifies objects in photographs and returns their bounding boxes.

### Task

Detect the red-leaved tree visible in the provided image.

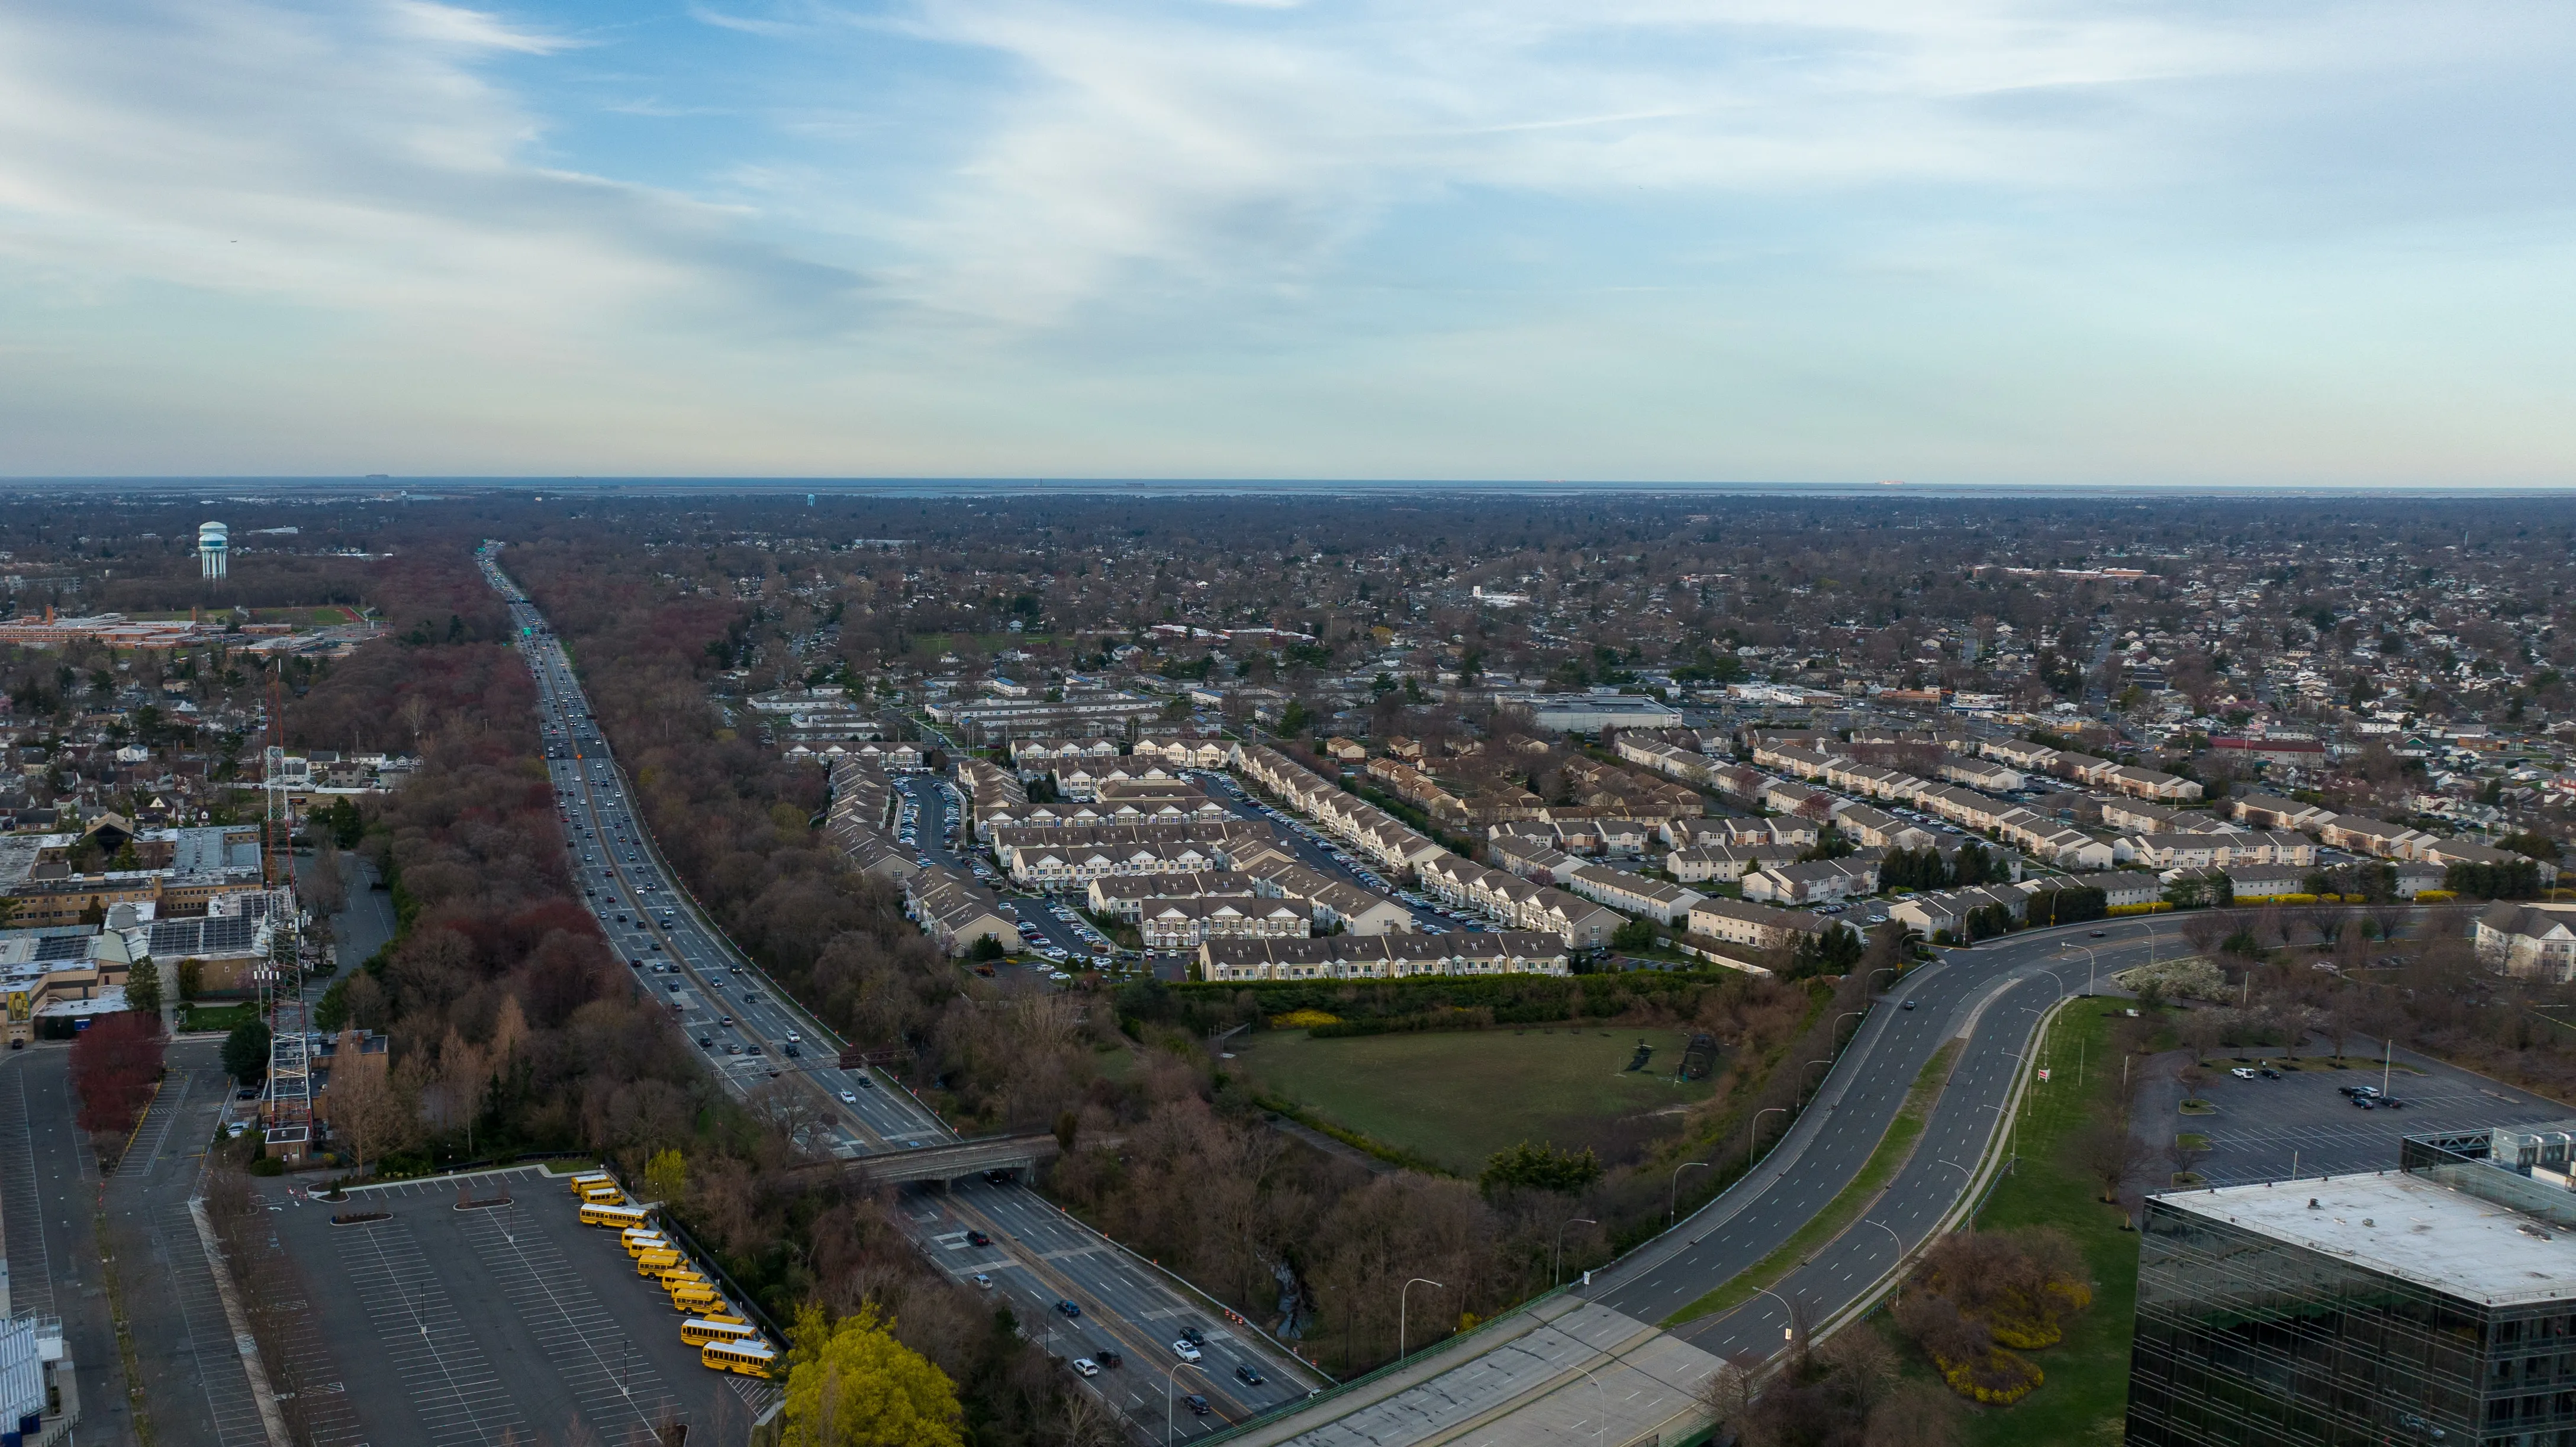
[70,1012,166,1141]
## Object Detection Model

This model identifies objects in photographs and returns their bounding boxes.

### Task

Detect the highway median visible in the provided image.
[1664,1037,1963,1327]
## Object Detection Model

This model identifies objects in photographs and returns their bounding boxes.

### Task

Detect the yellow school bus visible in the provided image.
[622,1232,670,1258]
[656,1265,707,1288]
[581,1184,627,1207]
[567,1171,614,1195]
[701,1339,777,1377]
[578,1202,651,1230]
[635,1249,685,1275]
[681,1318,759,1348]
[670,1282,722,1313]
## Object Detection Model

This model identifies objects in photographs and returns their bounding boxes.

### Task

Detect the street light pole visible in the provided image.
[1164,1362,1206,1447]
[1399,1277,1444,1359]
[1752,1286,1801,1356]
[1747,1106,1786,1171]
[2065,943,2097,996]
[1554,1216,1598,1287]
[1860,1218,1904,1300]
[1669,1161,1711,1226]
[1575,1365,1607,1447]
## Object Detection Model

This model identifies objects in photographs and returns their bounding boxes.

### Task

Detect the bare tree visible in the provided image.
[2179,909,2229,959]
[746,1080,824,1156]
[2176,1008,2223,1065]
[2072,1121,2156,1204]
[1695,1356,1757,1427]
[2166,1135,2211,1182]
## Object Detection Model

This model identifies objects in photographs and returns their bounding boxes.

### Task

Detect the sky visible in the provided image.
[4,0,2576,484]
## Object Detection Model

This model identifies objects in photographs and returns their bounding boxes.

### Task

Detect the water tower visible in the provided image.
[197,521,228,580]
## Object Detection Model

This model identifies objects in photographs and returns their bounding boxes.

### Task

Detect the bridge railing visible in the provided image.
[1187,1283,1576,1447]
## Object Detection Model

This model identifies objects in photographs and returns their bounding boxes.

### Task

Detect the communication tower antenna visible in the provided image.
[259,659,313,1157]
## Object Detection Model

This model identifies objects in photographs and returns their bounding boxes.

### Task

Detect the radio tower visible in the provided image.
[259,661,313,1159]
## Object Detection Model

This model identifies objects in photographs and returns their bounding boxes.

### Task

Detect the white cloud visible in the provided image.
[0,0,858,342]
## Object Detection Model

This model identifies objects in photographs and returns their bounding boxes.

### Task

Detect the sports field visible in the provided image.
[1233,1025,1717,1173]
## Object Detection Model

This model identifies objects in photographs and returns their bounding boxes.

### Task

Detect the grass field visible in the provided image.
[1871,1001,2158,1445]
[179,1001,262,1034]
[1231,1025,1716,1173]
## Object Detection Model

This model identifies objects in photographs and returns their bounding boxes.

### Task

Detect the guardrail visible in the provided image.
[1186,1284,1576,1447]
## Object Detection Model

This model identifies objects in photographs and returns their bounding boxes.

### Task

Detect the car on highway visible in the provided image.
[1234,1364,1264,1386]
[1056,1300,1083,1319]
[1170,1339,1202,1362]
[1071,1359,1099,1378]
[841,1090,859,1103]
[973,1273,992,1289]
[1096,1350,1122,1369]
[968,1230,991,1246]
[1183,1394,1210,1416]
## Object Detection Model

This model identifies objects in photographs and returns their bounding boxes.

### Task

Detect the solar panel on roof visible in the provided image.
[33,936,89,962]
[202,916,257,952]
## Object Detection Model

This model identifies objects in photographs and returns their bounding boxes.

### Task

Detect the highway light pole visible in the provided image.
[1399,1277,1444,1359]
[1860,1218,1904,1301]
[1554,1216,1597,1287]
[2063,943,2098,995]
[1752,1286,1801,1355]
[1747,1107,1786,1171]
[1576,1365,1607,1447]
[1833,1010,1866,1045]
[1164,1362,1206,1447]
[1669,1161,1710,1225]
[1799,1058,1833,1104]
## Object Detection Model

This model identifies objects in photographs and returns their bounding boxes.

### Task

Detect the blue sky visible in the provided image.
[4,0,2575,482]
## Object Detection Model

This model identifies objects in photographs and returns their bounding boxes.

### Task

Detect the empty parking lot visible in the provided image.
[263,1166,778,1447]
[2175,1046,2569,1186]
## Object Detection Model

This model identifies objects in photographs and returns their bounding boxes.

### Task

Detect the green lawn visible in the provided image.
[179,1001,262,1034]
[1894,1002,2155,1446]
[1230,1026,1716,1174]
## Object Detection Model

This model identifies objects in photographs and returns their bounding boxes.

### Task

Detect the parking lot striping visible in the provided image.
[256,1278,371,1447]
[336,1219,530,1447]
[115,1071,194,1179]
[455,1205,684,1443]
[159,1200,279,1447]
[331,1164,550,1198]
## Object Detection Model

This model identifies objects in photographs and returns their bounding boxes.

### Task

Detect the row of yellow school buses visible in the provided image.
[571,1172,778,1378]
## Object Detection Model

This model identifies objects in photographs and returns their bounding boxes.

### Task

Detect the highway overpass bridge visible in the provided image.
[847,1132,1060,1185]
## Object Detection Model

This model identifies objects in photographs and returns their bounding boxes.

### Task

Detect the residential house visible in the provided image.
[904,866,1023,956]
[1567,864,1705,925]
[1200,931,1571,982]
[1742,855,1881,905]
[1686,897,1849,953]
[2475,902,2576,982]
[1667,842,1802,885]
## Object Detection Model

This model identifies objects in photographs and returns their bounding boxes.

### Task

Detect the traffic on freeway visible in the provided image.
[478,544,1322,1436]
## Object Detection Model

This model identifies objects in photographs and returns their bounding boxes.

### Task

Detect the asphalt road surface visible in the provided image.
[481,547,1322,1435]
[1247,916,2246,1447]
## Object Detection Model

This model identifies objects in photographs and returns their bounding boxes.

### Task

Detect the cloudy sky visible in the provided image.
[3,0,2574,483]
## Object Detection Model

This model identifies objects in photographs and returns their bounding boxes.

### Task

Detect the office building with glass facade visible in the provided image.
[2128,1124,2576,1446]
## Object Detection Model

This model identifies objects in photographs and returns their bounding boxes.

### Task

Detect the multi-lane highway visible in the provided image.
[1237,916,2208,1447]
[478,545,1321,1437]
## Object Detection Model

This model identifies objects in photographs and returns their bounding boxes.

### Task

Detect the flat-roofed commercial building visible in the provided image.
[2129,1123,2576,1445]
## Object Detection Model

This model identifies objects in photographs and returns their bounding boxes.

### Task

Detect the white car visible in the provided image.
[1170,1340,1202,1363]
[1071,1359,1100,1378]
[841,1089,859,1103]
